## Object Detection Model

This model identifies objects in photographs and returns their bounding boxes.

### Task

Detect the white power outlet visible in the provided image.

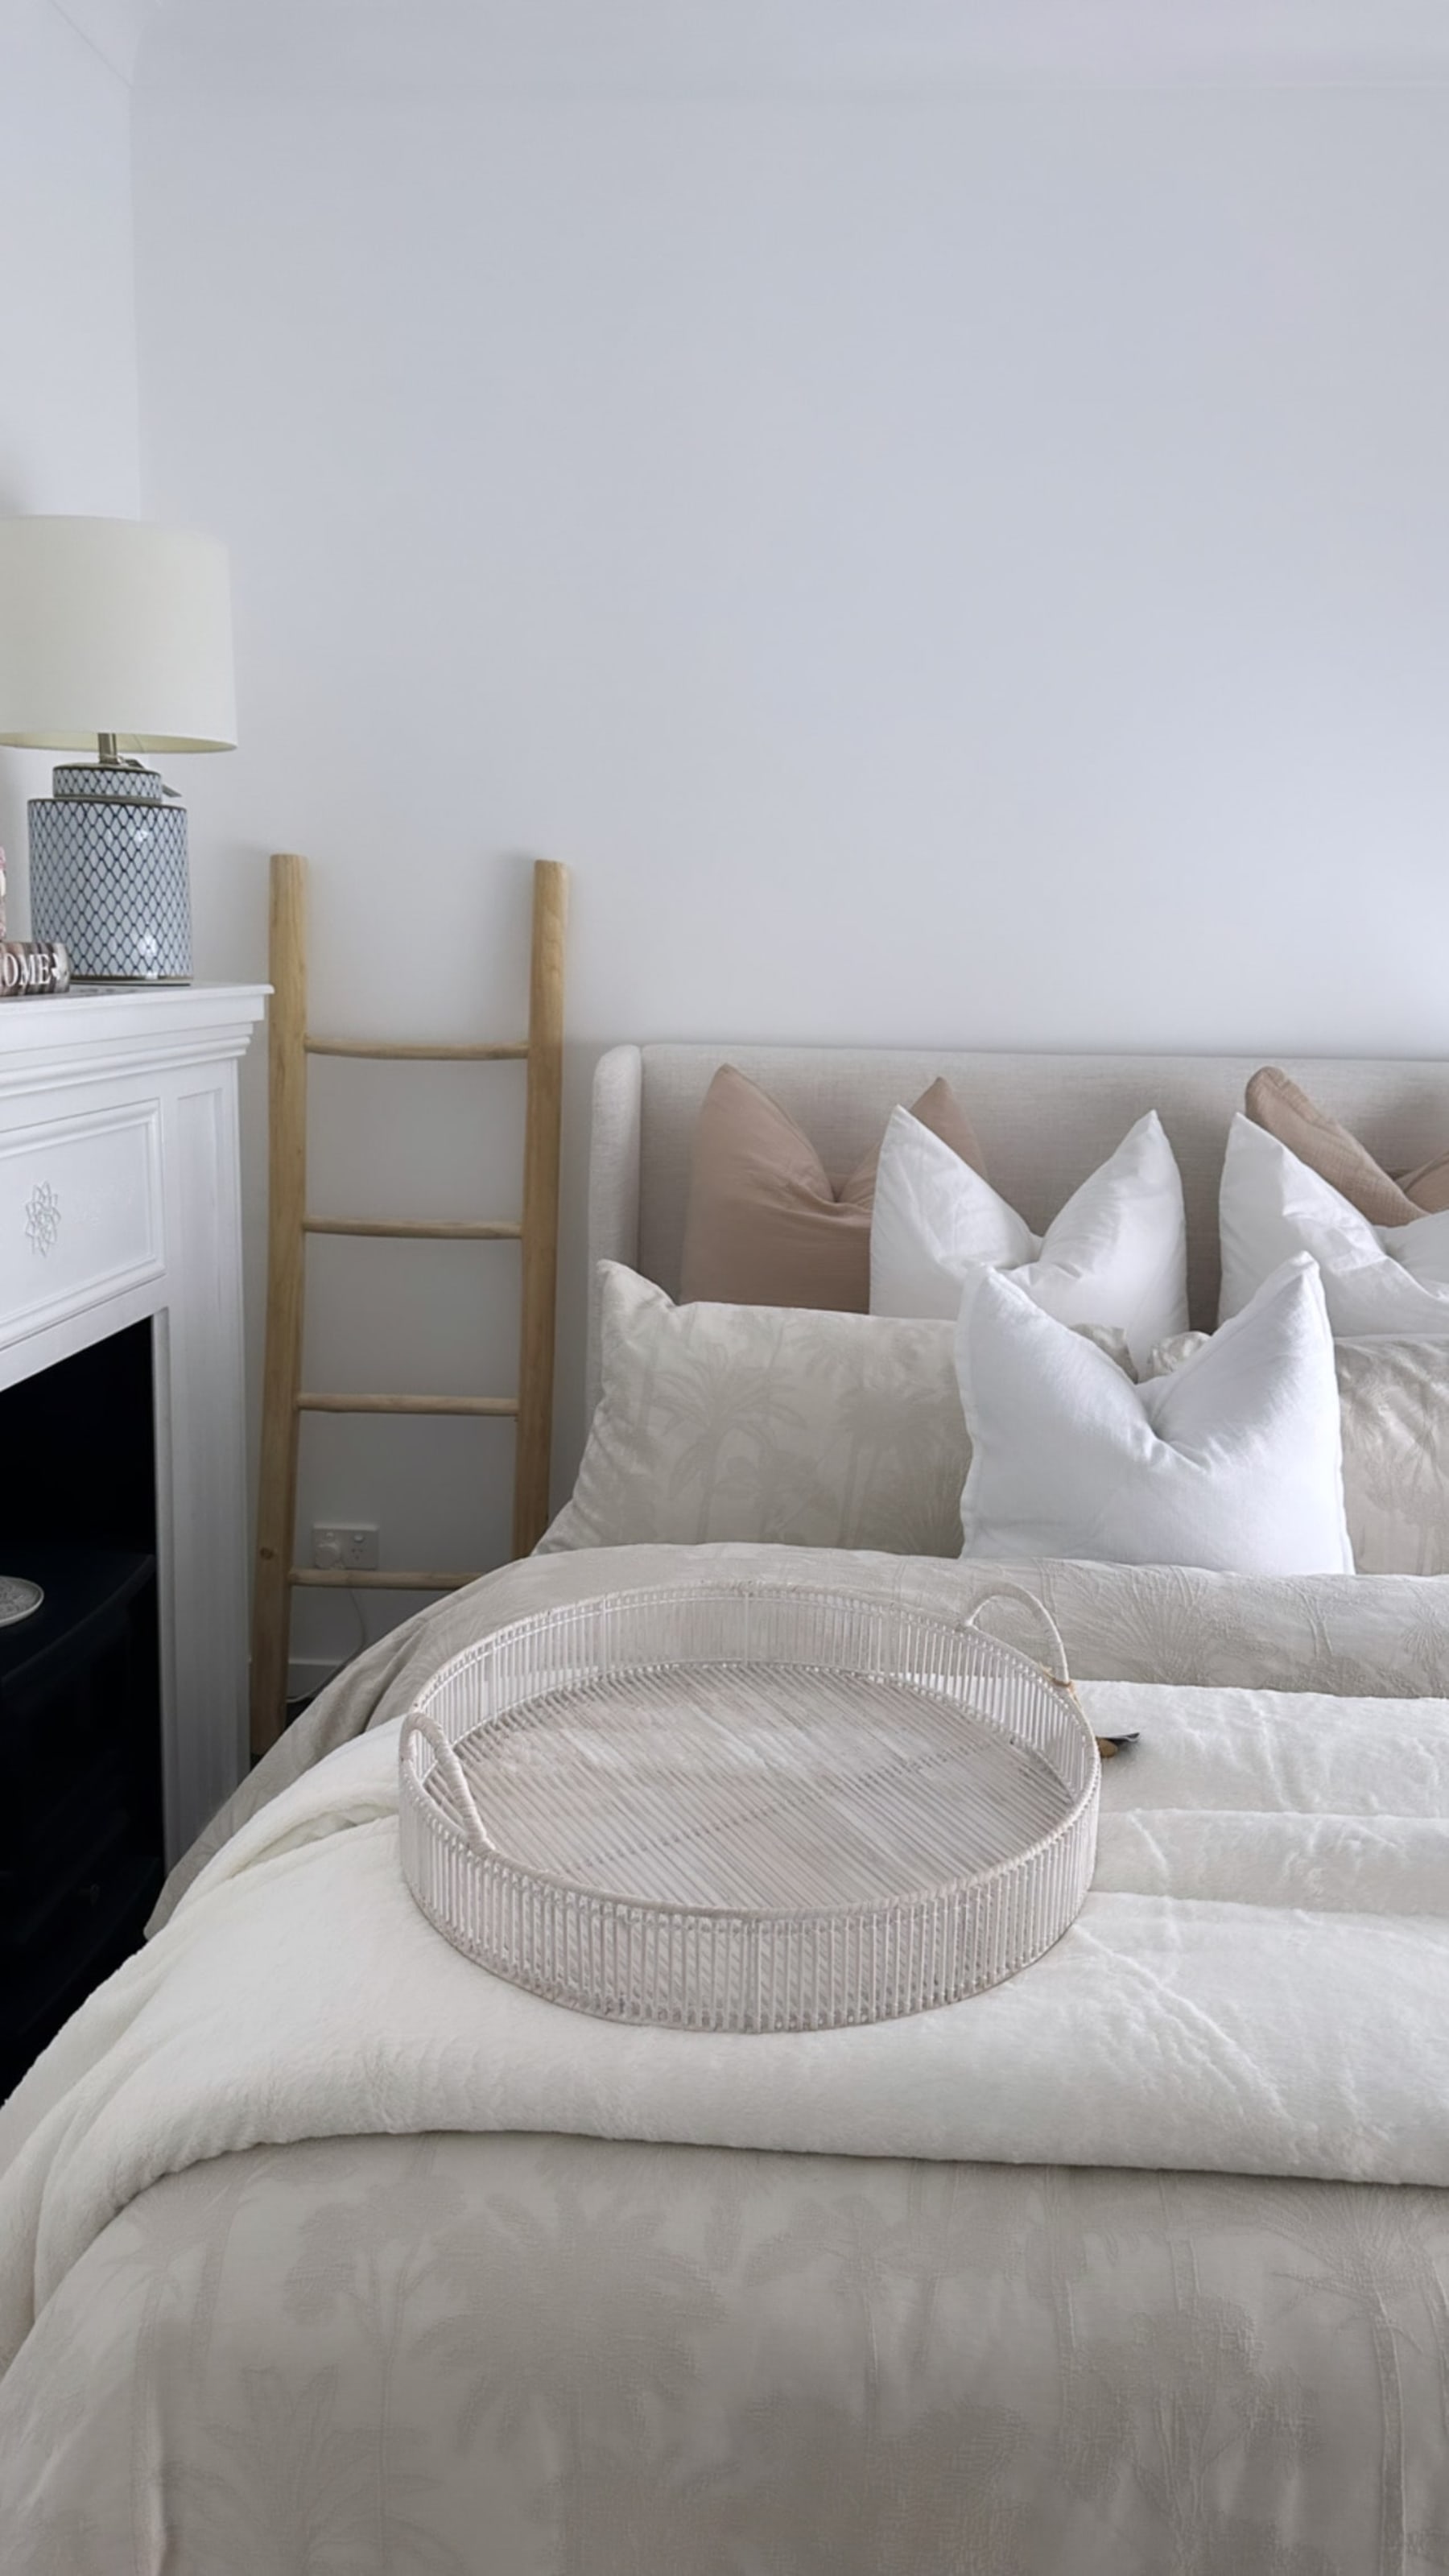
[312,1523,380,1572]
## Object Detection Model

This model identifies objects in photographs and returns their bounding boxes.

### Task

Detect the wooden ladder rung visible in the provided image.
[304,1217,522,1241]
[290,1567,480,1591]
[305,1038,529,1062]
[297,1392,519,1416]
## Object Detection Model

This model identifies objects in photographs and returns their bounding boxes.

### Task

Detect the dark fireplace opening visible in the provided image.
[0,1318,163,2098]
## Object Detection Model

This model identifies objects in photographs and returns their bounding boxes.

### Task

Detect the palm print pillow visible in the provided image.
[539,1265,967,1558]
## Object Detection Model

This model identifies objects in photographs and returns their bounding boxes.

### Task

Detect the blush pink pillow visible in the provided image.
[1246,1067,1449,1223]
[680,1065,985,1311]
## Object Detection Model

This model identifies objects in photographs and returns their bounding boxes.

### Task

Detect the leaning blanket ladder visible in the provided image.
[250,852,568,1759]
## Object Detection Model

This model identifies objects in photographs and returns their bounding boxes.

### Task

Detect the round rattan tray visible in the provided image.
[398,1581,1100,2033]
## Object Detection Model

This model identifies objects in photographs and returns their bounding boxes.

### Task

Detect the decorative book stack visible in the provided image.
[0,943,71,998]
[0,849,70,998]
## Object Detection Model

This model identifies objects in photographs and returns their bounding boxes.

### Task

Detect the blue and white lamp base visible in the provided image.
[29,763,192,982]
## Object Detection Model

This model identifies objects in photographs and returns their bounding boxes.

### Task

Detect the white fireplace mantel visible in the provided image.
[0,984,267,1863]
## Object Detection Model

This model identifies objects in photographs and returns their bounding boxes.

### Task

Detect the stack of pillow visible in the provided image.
[541,1063,1449,1580]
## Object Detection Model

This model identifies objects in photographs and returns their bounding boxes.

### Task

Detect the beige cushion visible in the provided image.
[539,1264,967,1557]
[1338,1339,1449,1575]
[1399,1149,1449,1215]
[679,1064,984,1311]
[1150,1327,1449,1577]
[1245,1067,1422,1225]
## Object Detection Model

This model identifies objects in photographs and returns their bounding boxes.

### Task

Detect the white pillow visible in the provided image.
[871,1107,1189,1370]
[539,1263,968,1558]
[1220,1112,1449,1336]
[955,1252,1353,1576]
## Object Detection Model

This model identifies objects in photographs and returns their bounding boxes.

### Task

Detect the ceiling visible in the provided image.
[132,0,1449,98]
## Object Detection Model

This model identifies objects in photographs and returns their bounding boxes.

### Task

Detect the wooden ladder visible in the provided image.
[250,852,568,1759]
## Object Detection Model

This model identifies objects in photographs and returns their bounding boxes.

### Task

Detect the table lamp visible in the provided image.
[0,516,236,982]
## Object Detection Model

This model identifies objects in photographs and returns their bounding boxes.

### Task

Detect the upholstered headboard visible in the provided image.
[584,1046,1449,1412]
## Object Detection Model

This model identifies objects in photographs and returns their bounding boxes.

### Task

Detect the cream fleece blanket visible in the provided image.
[3,1587,1449,2374]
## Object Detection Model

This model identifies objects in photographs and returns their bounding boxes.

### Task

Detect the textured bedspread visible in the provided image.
[7,1663,1449,2375]
[6,2132,1449,2576]
[150,1542,1449,1926]
[6,1543,1449,2574]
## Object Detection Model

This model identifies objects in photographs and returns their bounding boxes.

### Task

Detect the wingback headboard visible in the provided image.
[584,1045,1449,1414]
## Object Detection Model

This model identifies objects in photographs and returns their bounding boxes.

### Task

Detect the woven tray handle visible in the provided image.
[964,1584,1073,1690]
[401,1709,499,1861]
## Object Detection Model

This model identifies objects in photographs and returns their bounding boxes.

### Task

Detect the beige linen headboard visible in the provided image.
[584,1046,1449,1414]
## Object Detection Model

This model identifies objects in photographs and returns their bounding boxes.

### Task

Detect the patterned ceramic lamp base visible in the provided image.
[29,764,192,982]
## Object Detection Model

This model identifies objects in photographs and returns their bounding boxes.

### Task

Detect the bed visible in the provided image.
[5,1045,1449,2576]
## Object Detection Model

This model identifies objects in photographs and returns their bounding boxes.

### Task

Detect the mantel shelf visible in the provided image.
[0,983,270,1096]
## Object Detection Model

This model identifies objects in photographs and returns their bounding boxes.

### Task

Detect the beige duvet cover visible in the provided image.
[5,1543,1449,2575]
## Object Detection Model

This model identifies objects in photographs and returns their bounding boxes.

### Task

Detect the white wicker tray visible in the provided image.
[398,1581,1100,2033]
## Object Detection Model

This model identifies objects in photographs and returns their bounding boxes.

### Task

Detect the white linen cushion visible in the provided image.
[539,1262,967,1558]
[956,1252,1354,1575]
[870,1106,1188,1368]
[1220,1111,1449,1336]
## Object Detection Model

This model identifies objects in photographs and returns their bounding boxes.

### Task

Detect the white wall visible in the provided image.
[127,36,1449,1664]
[0,0,142,914]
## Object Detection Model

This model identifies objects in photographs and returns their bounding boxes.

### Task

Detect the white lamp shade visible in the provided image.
[0,515,236,754]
